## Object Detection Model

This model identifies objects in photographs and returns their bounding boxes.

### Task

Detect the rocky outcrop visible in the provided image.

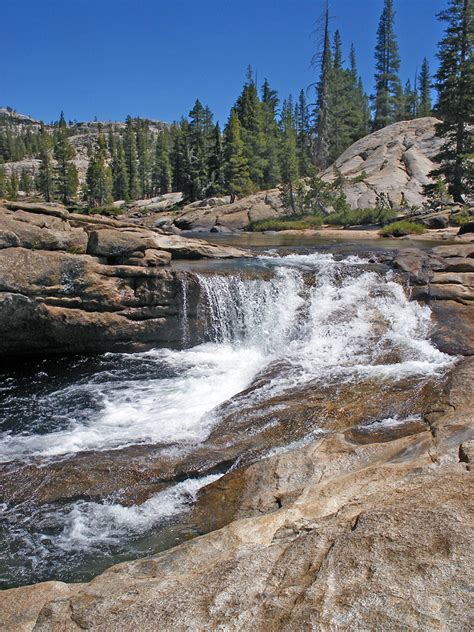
[1,235,473,630]
[158,118,443,231]
[390,243,474,356]
[171,190,285,231]
[0,201,247,356]
[322,117,443,210]
[123,192,184,216]
[1,356,472,631]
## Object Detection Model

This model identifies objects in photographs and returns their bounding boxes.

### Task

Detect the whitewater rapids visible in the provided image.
[0,251,455,586]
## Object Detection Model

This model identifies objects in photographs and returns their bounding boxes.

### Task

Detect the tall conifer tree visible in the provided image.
[207,123,226,196]
[223,109,251,199]
[261,78,281,187]
[124,116,141,200]
[373,0,402,130]
[295,89,312,176]
[53,112,78,204]
[136,119,152,197]
[85,133,113,207]
[350,45,372,140]
[186,100,214,200]
[418,58,432,117]
[279,97,299,213]
[235,72,266,188]
[20,168,33,195]
[402,79,418,119]
[430,0,473,201]
[152,131,172,195]
[171,119,191,194]
[314,5,332,169]
[0,161,7,198]
[111,140,130,201]
[37,124,54,202]
[7,172,19,200]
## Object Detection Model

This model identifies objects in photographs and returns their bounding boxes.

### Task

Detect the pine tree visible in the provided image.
[373,0,402,130]
[393,81,406,121]
[152,131,172,195]
[279,97,299,214]
[430,0,473,202]
[20,168,33,195]
[223,109,252,200]
[185,100,215,200]
[350,46,372,140]
[171,120,191,194]
[207,124,225,196]
[85,133,113,207]
[0,131,8,161]
[333,29,343,70]
[261,78,281,187]
[124,116,140,200]
[108,126,117,156]
[327,30,358,162]
[53,112,78,204]
[313,5,332,169]
[234,72,266,188]
[418,58,432,117]
[295,89,313,176]
[0,161,7,197]
[37,124,54,202]
[111,140,130,201]
[136,118,152,197]
[7,172,19,200]
[402,79,418,119]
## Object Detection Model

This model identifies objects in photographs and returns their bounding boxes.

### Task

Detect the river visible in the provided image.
[0,245,454,587]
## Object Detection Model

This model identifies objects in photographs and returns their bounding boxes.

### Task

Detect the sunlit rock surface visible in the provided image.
[0,201,247,356]
[1,358,472,631]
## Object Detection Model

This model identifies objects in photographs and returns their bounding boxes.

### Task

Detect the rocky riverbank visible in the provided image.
[2,353,473,631]
[0,201,247,356]
[1,232,473,630]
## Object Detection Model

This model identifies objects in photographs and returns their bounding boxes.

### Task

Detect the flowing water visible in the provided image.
[0,251,454,588]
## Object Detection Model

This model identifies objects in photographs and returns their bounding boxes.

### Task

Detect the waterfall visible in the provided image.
[190,252,451,388]
[1,252,452,462]
[0,250,456,588]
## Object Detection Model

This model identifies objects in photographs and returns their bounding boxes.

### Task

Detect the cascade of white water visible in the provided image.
[0,251,456,588]
[0,253,453,462]
[193,252,451,389]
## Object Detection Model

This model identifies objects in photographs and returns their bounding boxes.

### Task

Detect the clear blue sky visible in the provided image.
[1,0,446,125]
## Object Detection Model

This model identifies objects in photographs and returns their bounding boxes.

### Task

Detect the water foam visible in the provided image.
[0,474,221,585]
[55,474,222,551]
[0,250,456,587]
[0,252,453,462]
[0,345,263,460]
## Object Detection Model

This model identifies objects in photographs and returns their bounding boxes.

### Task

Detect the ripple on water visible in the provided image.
[0,251,455,587]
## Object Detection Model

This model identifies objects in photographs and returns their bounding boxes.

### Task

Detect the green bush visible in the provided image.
[423,178,451,209]
[87,205,124,217]
[249,215,323,232]
[450,209,472,226]
[327,207,397,226]
[380,221,426,237]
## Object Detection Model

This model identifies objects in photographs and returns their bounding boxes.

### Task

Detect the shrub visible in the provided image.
[350,170,368,184]
[328,207,397,226]
[450,209,472,226]
[380,221,426,237]
[249,215,323,232]
[283,169,351,216]
[87,205,124,217]
[423,178,451,209]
